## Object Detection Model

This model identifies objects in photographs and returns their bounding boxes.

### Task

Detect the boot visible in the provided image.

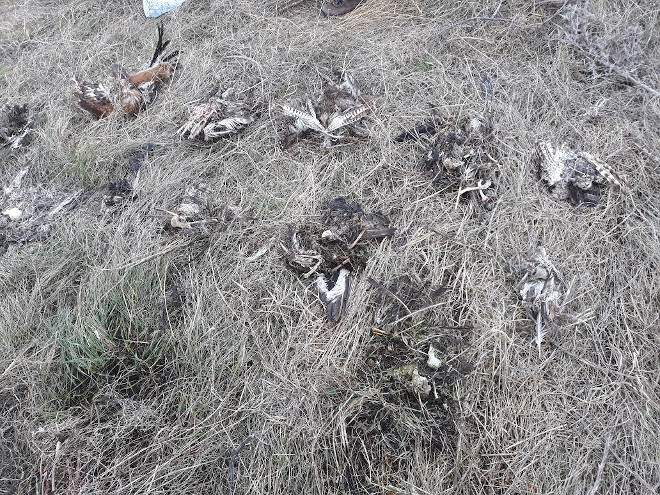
[321,0,363,16]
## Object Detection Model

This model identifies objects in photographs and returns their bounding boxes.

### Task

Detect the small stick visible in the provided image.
[587,433,613,495]
[228,435,253,495]
[276,0,305,13]
[330,258,351,273]
[387,301,445,327]
[347,230,365,250]
[438,16,511,36]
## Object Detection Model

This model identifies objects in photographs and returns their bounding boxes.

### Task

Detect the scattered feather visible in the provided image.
[1,168,80,247]
[316,268,351,322]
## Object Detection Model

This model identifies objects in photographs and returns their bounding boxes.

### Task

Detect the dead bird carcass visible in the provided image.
[282,197,396,322]
[513,247,566,357]
[72,24,178,118]
[535,141,627,206]
[280,73,373,148]
[158,184,246,233]
[176,87,255,141]
[395,108,498,207]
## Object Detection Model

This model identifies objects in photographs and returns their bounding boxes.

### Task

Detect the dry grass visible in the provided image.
[1,0,659,493]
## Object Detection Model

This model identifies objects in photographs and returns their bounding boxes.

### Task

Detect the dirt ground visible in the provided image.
[1,0,659,493]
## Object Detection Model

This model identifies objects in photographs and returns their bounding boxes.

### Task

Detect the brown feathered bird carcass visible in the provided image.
[72,24,178,118]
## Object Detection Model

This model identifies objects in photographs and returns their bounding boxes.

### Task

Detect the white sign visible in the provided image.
[143,0,186,18]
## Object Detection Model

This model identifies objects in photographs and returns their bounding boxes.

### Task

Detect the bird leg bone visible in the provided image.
[347,229,366,250]
[456,179,492,206]
[158,208,218,229]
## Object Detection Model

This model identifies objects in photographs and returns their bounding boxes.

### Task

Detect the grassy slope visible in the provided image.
[1,0,659,493]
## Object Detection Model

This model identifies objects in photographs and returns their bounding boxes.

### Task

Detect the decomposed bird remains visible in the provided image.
[177,87,254,141]
[280,73,372,148]
[535,141,627,205]
[282,197,395,322]
[0,104,33,149]
[72,24,178,118]
[514,247,566,357]
[396,108,498,207]
[160,184,218,231]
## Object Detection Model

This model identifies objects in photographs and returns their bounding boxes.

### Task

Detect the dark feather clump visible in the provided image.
[0,104,33,149]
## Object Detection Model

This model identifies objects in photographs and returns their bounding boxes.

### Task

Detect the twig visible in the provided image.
[569,43,660,98]
[228,435,253,495]
[438,17,511,36]
[275,0,305,13]
[387,301,445,327]
[587,433,612,495]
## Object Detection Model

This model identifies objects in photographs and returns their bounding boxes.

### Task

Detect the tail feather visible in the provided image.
[149,22,177,67]
[149,23,165,67]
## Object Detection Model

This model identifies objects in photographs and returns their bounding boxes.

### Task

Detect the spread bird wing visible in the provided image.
[577,151,628,192]
[316,269,351,322]
[280,104,325,134]
[72,79,114,118]
[327,104,370,133]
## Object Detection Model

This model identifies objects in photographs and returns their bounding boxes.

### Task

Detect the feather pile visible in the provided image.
[1,167,80,247]
[282,197,396,322]
[72,24,178,119]
[0,104,33,149]
[177,87,254,141]
[513,247,565,357]
[536,141,627,206]
[280,73,372,148]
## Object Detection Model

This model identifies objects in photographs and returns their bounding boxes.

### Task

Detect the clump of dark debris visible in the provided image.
[0,104,33,149]
[101,143,155,211]
[280,72,373,148]
[513,247,566,357]
[1,167,80,248]
[535,141,627,206]
[394,79,498,208]
[282,197,396,322]
[177,87,255,141]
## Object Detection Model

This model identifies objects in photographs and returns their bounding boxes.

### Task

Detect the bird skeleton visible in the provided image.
[72,24,178,118]
[177,88,255,141]
[514,247,565,358]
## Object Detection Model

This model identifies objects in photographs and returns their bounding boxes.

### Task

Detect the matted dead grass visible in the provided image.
[1,0,659,494]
